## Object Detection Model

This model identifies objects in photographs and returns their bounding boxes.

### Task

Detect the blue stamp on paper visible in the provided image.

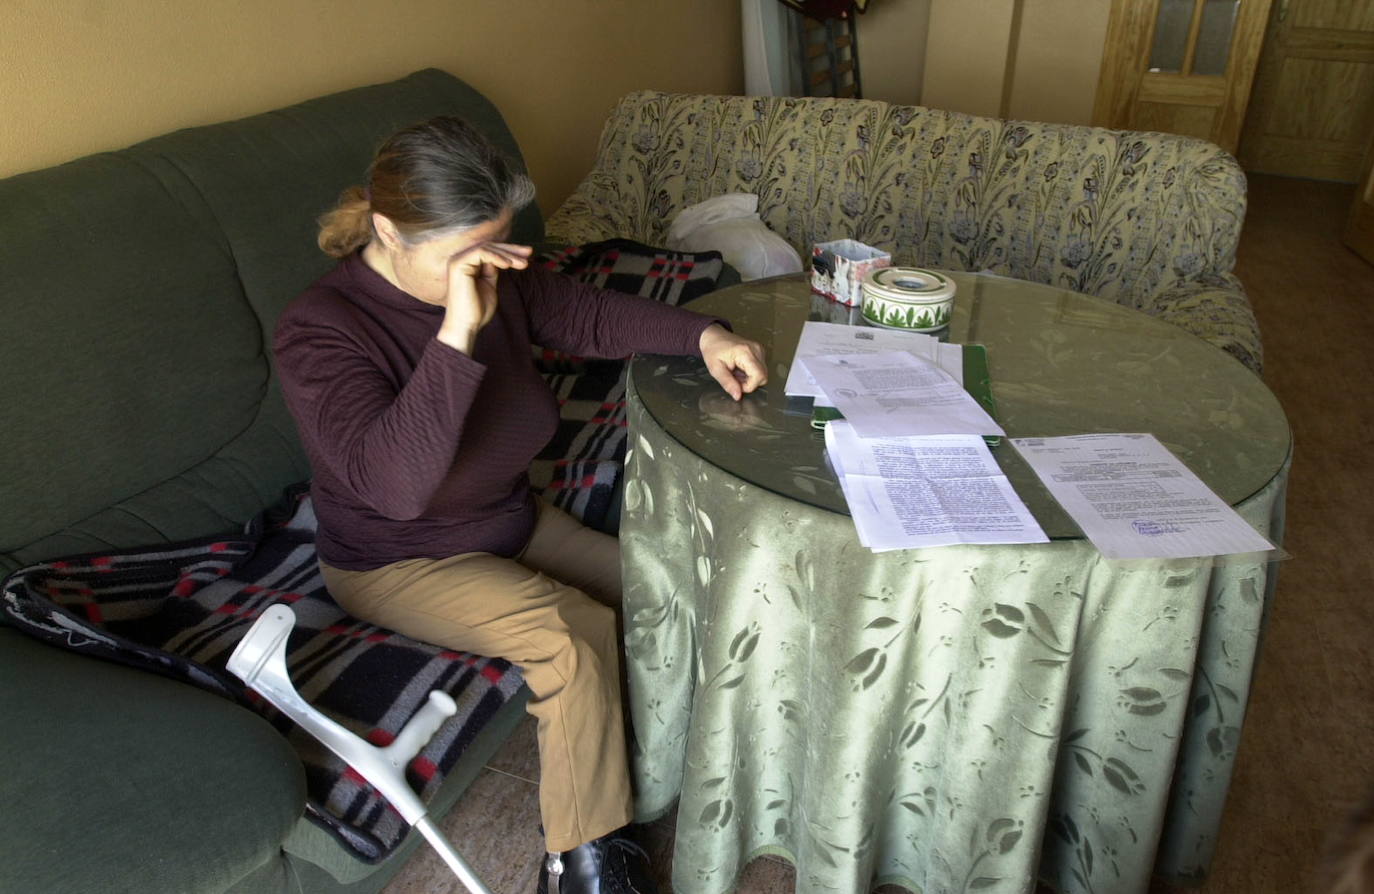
[1132,519,1182,536]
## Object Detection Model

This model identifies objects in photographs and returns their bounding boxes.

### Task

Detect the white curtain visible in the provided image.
[741,0,803,96]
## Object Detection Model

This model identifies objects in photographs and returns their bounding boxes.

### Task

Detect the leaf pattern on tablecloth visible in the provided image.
[619,395,1287,894]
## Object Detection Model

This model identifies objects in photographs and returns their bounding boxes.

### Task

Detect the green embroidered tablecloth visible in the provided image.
[620,275,1289,894]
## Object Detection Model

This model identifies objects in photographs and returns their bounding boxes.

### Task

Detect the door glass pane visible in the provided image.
[1194,0,1240,75]
[1150,0,1198,73]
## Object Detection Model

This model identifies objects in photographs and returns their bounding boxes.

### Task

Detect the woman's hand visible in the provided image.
[699,323,767,401]
[437,242,532,353]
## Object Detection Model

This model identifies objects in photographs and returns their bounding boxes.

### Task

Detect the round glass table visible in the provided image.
[619,273,1290,894]
[630,272,1290,538]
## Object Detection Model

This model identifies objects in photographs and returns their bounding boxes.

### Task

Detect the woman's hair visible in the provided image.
[317,116,536,257]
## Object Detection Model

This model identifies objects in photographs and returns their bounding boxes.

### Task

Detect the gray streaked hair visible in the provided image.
[318,116,535,257]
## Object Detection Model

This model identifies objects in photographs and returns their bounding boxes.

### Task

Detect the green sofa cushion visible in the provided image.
[126,67,544,346]
[0,154,267,563]
[5,388,307,573]
[0,628,306,893]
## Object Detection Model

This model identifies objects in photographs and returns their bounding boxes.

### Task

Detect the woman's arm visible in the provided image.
[521,265,716,359]
[520,266,767,399]
[274,304,484,521]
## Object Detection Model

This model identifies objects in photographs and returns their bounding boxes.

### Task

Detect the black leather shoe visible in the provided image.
[536,827,657,894]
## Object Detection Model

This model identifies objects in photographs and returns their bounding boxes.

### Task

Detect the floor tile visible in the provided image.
[383,767,542,894]
[484,711,540,784]
[731,855,797,892]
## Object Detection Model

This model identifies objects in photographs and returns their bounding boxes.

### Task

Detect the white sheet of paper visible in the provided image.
[1011,433,1275,559]
[806,351,1004,438]
[784,321,961,399]
[937,342,963,386]
[826,421,1047,551]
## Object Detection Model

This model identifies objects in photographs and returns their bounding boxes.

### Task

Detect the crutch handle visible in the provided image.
[385,690,458,769]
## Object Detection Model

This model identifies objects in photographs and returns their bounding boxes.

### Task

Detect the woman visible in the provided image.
[273,116,766,894]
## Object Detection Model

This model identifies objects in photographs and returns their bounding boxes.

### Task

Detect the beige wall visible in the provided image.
[861,0,1110,124]
[1007,0,1111,125]
[922,0,1020,117]
[0,0,743,212]
[860,0,932,107]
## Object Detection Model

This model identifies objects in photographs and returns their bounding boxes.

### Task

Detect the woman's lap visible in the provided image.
[317,498,622,659]
[517,499,622,606]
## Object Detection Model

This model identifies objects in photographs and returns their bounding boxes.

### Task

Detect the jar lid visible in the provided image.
[863,267,956,302]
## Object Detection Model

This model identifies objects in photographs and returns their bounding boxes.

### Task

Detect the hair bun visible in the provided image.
[317,186,373,258]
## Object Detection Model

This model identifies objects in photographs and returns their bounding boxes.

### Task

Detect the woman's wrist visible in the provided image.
[697,321,729,355]
[436,321,480,354]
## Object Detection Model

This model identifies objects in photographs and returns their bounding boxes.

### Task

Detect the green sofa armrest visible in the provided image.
[0,628,307,894]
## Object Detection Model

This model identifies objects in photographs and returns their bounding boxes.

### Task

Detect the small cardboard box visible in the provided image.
[810,239,891,307]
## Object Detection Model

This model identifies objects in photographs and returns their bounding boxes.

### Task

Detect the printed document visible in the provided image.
[1011,433,1275,559]
[784,321,964,398]
[826,421,1046,551]
[805,351,1004,438]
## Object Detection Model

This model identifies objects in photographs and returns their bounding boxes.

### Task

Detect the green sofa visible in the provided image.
[0,69,541,894]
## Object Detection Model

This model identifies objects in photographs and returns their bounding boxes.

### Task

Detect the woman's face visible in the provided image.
[376,208,514,306]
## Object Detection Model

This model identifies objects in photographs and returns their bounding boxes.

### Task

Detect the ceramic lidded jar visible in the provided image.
[860,267,956,332]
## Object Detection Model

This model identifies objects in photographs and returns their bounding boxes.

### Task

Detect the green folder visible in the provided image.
[810,344,1001,446]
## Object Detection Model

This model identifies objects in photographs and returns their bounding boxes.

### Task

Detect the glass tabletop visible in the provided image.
[629,272,1291,539]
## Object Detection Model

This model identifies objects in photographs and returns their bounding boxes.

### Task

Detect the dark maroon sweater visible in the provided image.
[274,252,718,570]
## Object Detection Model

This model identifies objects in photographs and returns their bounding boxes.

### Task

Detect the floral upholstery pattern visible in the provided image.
[548,92,1262,372]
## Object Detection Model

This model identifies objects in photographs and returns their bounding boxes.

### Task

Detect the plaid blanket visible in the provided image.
[530,239,724,530]
[1,489,524,863]
[0,239,724,864]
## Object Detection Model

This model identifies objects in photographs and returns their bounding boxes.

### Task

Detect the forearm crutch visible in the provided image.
[227,604,493,894]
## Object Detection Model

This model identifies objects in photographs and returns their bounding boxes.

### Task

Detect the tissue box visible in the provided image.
[810,239,891,307]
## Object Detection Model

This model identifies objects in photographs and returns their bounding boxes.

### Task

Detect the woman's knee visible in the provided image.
[525,602,619,697]
[557,594,618,648]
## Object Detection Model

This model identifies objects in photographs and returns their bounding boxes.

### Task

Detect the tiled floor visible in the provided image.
[384,711,822,893]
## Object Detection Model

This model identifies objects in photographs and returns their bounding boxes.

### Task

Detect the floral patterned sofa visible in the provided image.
[547,92,1263,373]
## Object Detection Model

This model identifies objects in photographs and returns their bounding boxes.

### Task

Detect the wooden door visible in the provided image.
[1239,0,1374,181]
[1094,0,1274,153]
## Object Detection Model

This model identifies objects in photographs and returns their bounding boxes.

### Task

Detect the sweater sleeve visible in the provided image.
[273,297,484,521]
[516,265,725,359]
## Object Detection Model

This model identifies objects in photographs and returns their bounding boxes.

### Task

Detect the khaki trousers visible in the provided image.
[319,501,631,852]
